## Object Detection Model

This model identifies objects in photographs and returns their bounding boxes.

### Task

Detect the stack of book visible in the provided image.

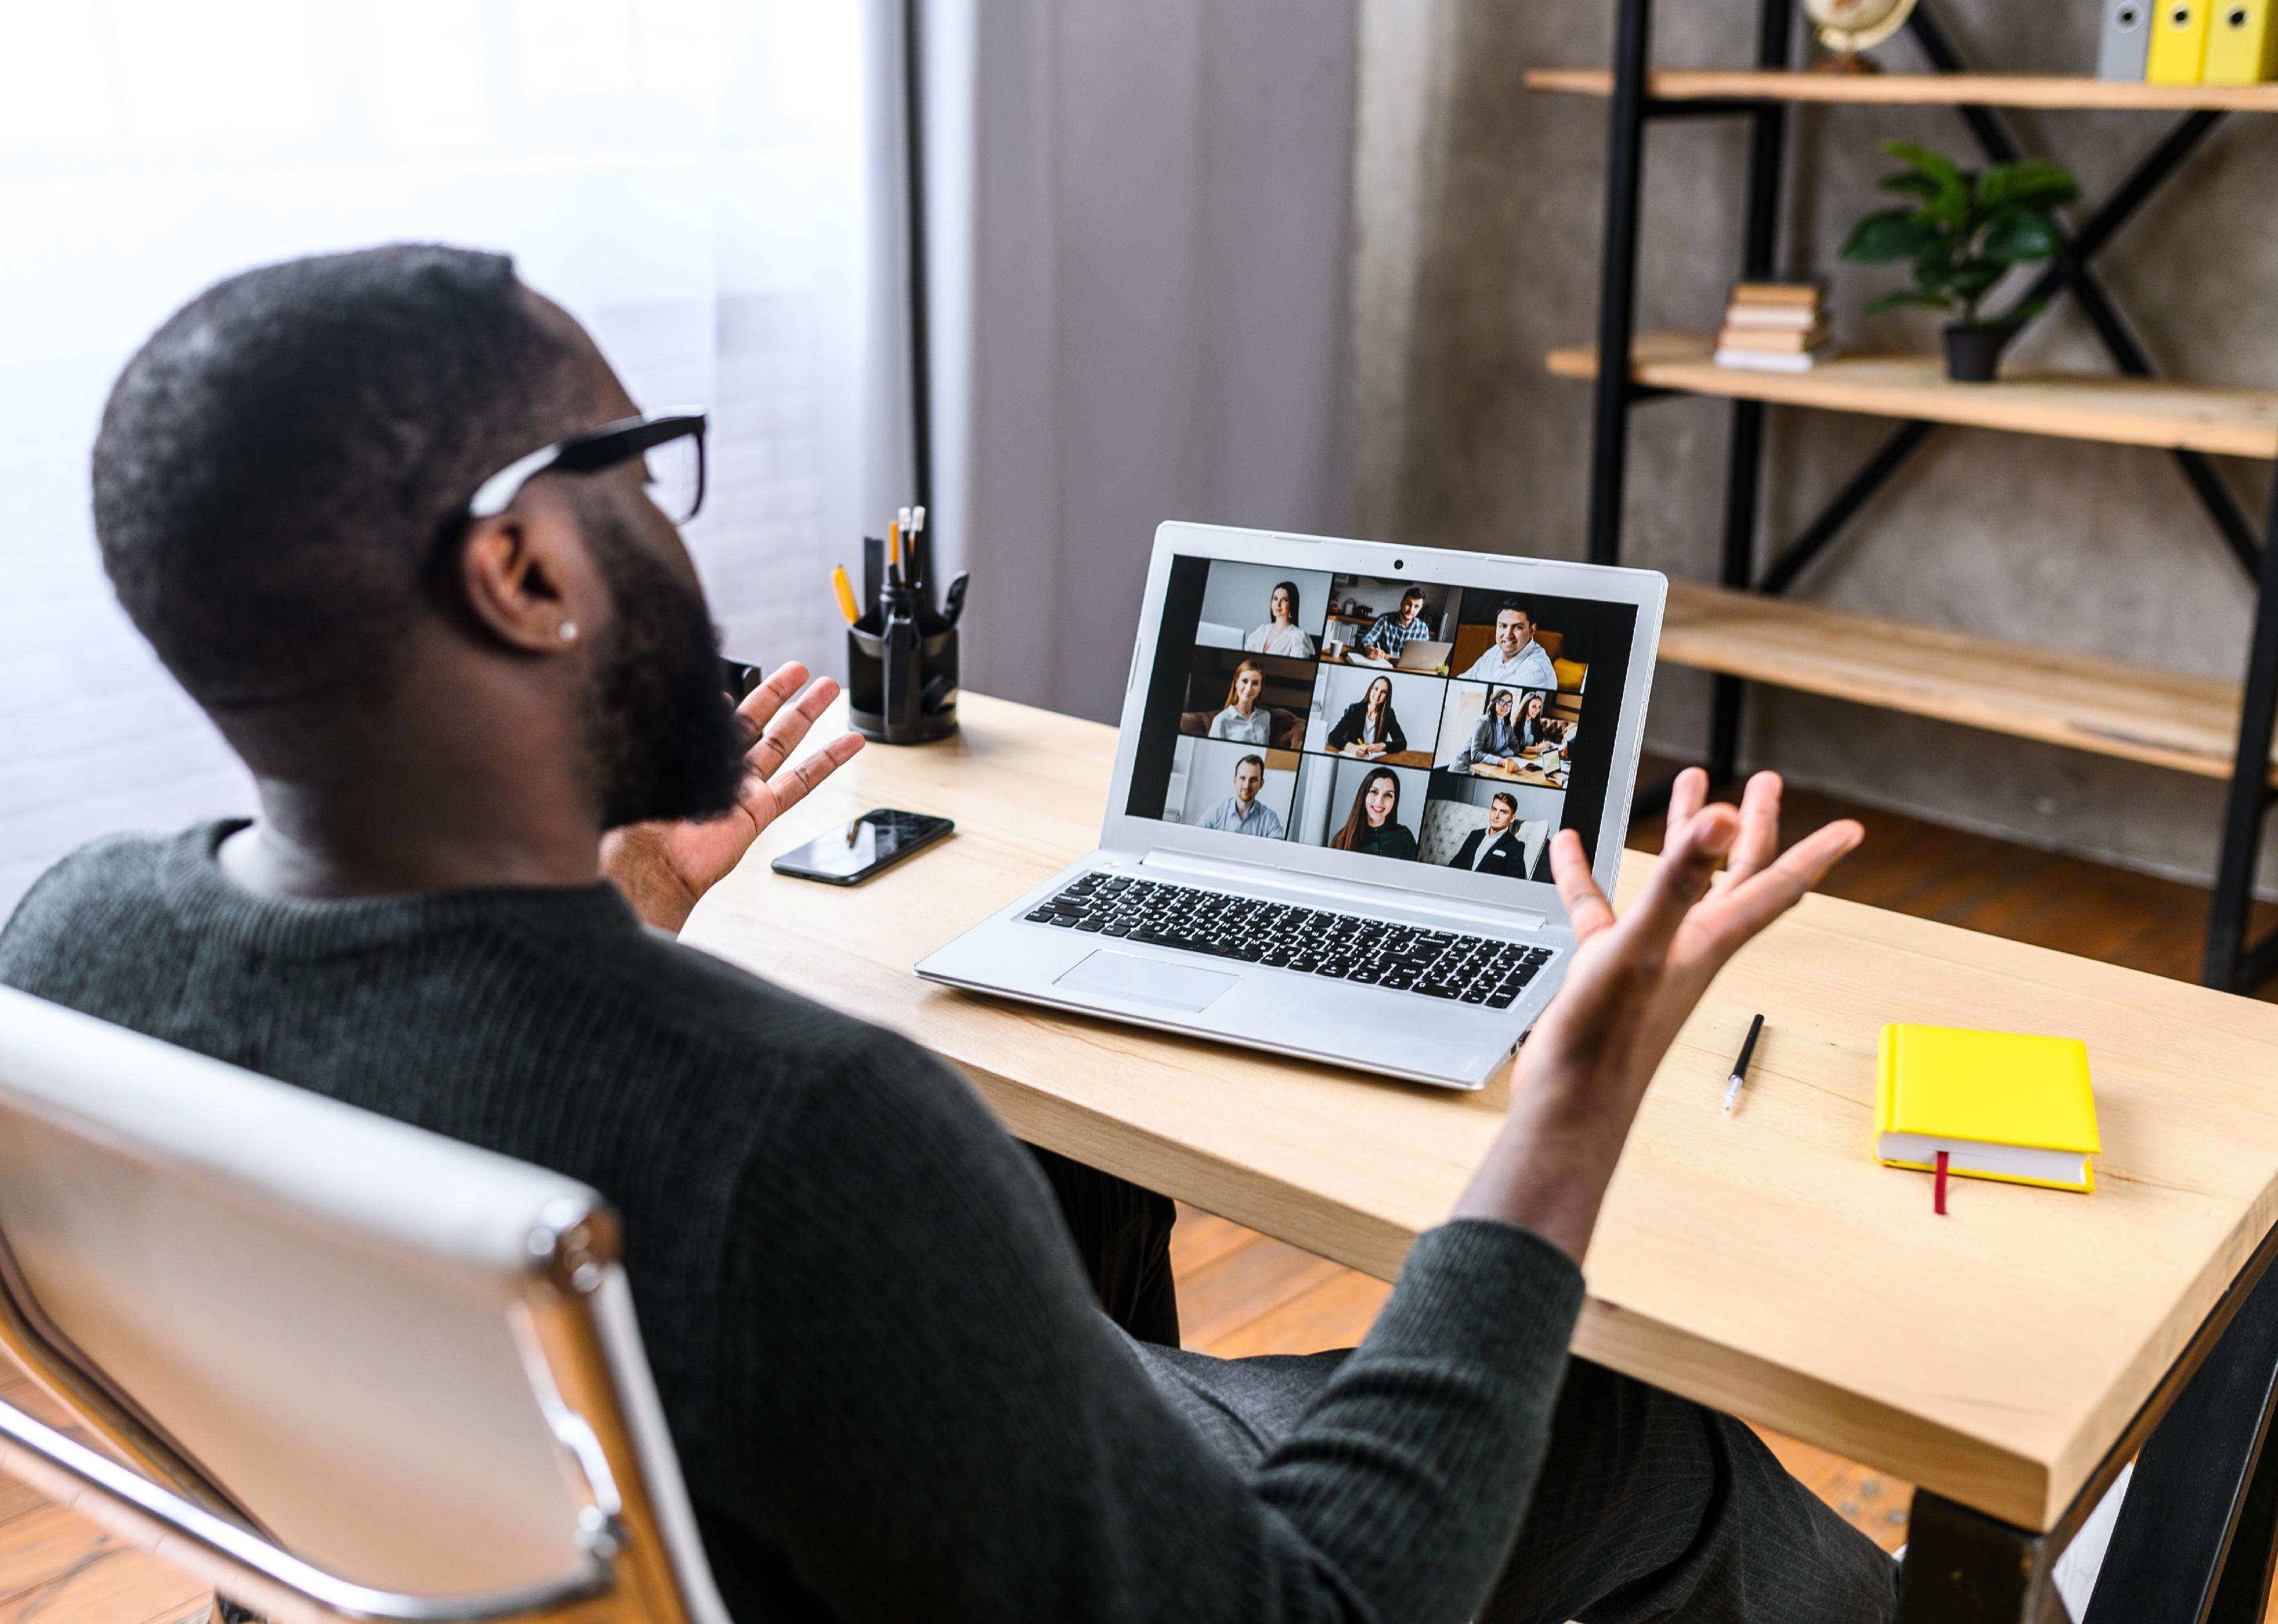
[1714,281,1831,374]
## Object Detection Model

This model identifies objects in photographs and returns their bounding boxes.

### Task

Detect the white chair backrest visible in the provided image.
[0,988,726,1624]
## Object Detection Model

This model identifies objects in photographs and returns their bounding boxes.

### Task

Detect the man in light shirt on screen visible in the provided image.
[1462,599,1559,689]
[1196,754,1285,838]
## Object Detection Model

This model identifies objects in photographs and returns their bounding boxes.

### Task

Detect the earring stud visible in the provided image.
[558,621,580,644]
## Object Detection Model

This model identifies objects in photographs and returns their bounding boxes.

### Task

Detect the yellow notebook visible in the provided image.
[1873,1024,2100,1193]
[2206,0,2278,83]
[2149,0,2213,81]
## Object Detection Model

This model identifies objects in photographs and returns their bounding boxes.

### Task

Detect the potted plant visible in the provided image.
[1840,139,2079,382]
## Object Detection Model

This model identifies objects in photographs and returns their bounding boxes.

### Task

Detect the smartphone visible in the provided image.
[771,809,953,886]
[720,658,765,704]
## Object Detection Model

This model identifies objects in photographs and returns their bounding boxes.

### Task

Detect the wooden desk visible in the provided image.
[1315,743,1435,772]
[1466,757,1571,790]
[682,693,2278,1613]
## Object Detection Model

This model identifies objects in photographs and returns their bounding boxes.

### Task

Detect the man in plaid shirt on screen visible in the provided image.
[1355,585,1435,663]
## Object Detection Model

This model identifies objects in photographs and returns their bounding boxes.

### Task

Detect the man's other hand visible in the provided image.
[1452,769,1862,1262]
[603,662,864,932]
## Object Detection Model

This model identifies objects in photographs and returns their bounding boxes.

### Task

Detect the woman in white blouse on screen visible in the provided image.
[1208,660,1273,744]
[1244,581,1316,658]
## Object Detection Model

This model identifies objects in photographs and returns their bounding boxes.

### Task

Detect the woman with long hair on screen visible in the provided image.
[1328,766,1417,860]
[1207,660,1273,744]
[1243,580,1316,658]
[1515,688,1570,761]
[1457,686,1522,773]
[1326,672,1406,760]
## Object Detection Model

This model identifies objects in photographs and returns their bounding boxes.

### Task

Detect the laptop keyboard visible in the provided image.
[1024,873,1551,1009]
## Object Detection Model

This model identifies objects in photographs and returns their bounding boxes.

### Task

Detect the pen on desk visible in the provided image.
[830,565,861,627]
[1723,1013,1764,1114]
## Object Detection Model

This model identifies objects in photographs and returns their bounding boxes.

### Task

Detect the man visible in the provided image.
[1351,584,1433,664]
[1449,791,1532,877]
[0,246,1893,1623]
[1462,597,1559,688]
[1194,753,1284,838]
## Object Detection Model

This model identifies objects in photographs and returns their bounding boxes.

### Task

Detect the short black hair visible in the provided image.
[92,243,585,722]
[1400,584,1426,603]
[1497,595,1535,622]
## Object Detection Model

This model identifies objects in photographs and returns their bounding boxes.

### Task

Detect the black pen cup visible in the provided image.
[847,622,959,744]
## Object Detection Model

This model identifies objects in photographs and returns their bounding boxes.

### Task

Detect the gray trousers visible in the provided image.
[1134,1340,1901,1624]
[1031,1147,1901,1624]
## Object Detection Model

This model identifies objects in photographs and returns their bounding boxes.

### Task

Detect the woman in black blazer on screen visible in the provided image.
[1325,674,1407,758]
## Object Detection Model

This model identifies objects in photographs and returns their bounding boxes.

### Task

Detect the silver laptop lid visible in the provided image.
[1102,522,1666,926]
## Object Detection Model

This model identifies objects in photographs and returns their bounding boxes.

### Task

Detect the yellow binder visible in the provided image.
[2149,0,2214,81]
[2206,0,2278,82]
[1872,1023,2100,1193]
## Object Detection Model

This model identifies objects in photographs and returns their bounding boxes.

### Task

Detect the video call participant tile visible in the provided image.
[1164,736,1300,839]
[1177,647,1319,752]
[1432,679,1580,786]
[1420,770,1565,880]
[1449,594,1582,691]
[1306,662,1446,772]
[1319,574,1463,671]
[1192,561,1334,660]
[1288,756,1431,861]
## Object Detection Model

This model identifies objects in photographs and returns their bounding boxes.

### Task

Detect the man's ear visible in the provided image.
[457,504,592,655]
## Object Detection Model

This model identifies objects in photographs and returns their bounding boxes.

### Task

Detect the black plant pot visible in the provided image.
[1943,321,2019,383]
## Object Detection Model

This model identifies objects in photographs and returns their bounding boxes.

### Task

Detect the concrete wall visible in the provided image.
[1354,0,2278,889]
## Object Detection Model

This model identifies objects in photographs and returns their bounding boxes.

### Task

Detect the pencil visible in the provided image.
[830,564,861,626]
[1722,1013,1764,1114]
[887,520,901,585]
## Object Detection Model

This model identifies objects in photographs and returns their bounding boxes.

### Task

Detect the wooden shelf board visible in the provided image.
[1525,67,2278,113]
[1658,580,2275,784]
[1548,332,2278,459]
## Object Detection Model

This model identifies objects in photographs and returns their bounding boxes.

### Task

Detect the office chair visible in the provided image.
[0,986,730,1624]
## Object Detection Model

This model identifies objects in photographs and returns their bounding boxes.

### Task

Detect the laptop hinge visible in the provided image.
[1134,849,1551,933]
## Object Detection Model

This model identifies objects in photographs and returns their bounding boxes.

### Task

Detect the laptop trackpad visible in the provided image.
[1055,950,1237,1013]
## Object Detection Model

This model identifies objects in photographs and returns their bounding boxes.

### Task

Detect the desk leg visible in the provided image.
[2080,1246,2278,1624]
[1895,1494,2062,1624]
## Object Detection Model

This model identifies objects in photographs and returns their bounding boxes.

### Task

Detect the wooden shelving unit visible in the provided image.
[1659,581,2278,784]
[1549,0,2278,995]
[1525,66,2278,113]
[1549,332,2278,458]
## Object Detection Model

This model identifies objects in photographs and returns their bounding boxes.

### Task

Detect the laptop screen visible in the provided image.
[1122,556,1642,886]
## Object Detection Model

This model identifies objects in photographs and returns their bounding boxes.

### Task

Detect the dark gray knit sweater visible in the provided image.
[0,823,1585,1624]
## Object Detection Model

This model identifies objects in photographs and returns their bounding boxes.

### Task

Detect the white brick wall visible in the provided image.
[0,1,875,915]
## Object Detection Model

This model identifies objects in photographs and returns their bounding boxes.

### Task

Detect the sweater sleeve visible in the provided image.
[699,1033,1583,1623]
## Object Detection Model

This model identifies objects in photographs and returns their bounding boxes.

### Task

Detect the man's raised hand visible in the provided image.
[602,662,863,932]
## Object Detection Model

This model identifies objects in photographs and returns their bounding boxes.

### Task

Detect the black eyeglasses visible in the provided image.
[467,410,708,527]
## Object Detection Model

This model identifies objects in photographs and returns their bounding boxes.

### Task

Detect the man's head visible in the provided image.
[1488,791,1516,833]
[1233,754,1265,807]
[1397,586,1425,624]
[1494,598,1537,656]
[92,243,744,829]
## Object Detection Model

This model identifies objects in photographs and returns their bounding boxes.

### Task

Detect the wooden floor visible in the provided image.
[5,767,2275,1617]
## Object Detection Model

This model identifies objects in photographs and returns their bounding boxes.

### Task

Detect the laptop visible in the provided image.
[916,521,1666,1089]
[1395,638,1454,672]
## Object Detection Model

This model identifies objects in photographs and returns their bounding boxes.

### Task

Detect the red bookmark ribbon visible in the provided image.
[1934,1150,1949,1217]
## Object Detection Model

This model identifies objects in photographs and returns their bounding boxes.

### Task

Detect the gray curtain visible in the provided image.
[916,0,1360,724]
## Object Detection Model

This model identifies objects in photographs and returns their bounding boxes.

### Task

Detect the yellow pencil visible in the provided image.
[887,520,901,581]
[830,564,861,626]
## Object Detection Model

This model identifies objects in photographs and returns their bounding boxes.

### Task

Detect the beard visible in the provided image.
[581,503,751,829]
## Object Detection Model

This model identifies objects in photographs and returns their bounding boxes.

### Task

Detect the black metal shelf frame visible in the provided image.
[1572,2,2278,1615]
[1584,0,2278,998]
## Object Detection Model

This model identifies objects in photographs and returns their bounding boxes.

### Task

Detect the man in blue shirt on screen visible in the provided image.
[1196,755,1285,838]
[1462,598,1559,689]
